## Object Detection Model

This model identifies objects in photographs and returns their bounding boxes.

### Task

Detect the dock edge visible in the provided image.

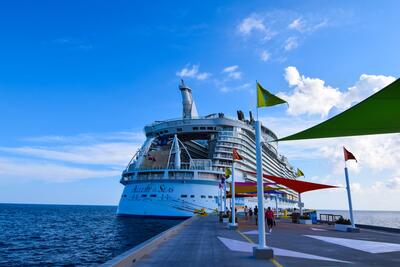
[101,215,199,267]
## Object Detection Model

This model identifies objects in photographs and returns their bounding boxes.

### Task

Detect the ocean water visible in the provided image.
[317,210,400,228]
[0,204,182,266]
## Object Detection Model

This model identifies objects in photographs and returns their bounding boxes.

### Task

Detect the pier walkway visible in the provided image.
[106,214,400,267]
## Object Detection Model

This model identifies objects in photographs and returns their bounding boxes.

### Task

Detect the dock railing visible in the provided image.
[319,213,343,224]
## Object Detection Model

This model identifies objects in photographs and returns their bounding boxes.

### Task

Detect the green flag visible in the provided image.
[257,82,287,108]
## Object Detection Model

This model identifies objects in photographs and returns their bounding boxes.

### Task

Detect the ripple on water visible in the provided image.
[0,204,182,266]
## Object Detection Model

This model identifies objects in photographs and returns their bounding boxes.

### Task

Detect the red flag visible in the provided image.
[343,147,357,162]
[232,148,243,161]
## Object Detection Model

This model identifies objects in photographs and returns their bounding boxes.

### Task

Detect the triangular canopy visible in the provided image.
[278,78,400,141]
[264,174,338,194]
[242,171,338,194]
[230,182,280,194]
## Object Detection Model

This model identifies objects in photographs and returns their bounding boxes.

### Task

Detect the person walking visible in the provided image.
[249,207,253,217]
[254,205,258,225]
[266,207,274,233]
[244,205,248,219]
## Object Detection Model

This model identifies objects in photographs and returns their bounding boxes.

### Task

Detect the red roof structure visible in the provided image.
[243,171,338,194]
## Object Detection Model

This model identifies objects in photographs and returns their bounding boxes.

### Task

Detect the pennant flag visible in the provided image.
[257,82,287,108]
[296,168,305,177]
[225,167,231,178]
[343,147,357,162]
[232,148,243,161]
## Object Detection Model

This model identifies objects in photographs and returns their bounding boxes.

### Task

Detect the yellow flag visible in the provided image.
[225,167,231,178]
[296,168,305,177]
[257,82,287,108]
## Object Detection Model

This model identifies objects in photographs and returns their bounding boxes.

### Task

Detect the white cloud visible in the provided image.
[176,64,211,80]
[0,142,138,167]
[237,15,266,35]
[288,18,328,33]
[0,157,119,182]
[386,177,400,190]
[338,74,396,110]
[280,66,342,117]
[284,36,299,51]
[279,66,395,117]
[220,83,251,93]
[260,51,270,61]
[22,131,144,144]
[223,65,239,72]
[288,18,303,31]
[222,65,242,80]
[0,131,145,182]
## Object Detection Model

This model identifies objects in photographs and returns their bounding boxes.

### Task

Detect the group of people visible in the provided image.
[243,205,275,233]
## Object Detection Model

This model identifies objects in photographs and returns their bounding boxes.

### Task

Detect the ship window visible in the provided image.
[190,195,195,198]
[177,128,183,132]
[201,195,206,198]
[181,194,187,198]
[123,194,127,198]
[141,194,147,197]
[208,196,213,199]
[193,127,199,130]
[207,127,213,130]
[150,194,157,197]
[164,130,169,133]
[200,127,206,130]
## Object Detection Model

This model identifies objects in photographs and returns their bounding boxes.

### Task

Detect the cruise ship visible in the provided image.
[117,81,299,218]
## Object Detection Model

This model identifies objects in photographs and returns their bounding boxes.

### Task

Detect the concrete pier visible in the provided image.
[103,214,400,267]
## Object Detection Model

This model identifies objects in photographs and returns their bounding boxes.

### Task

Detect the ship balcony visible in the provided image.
[120,165,224,185]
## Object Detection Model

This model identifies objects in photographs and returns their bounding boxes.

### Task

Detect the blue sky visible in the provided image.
[1,0,399,210]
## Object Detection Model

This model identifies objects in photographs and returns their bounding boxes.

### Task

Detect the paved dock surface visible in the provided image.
[134,215,400,267]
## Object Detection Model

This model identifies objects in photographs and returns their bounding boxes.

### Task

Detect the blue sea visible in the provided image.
[317,210,400,228]
[0,204,182,266]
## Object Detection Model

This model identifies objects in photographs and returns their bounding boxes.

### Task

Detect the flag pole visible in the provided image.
[344,160,356,228]
[229,161,238,229]
[223,180,227,213]
[253,81,273,259]
[298,192,303,215]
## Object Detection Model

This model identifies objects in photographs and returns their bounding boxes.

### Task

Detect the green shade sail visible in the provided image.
[278,78,400,141]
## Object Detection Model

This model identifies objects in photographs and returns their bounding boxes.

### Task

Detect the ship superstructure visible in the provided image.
[117,81,299,218]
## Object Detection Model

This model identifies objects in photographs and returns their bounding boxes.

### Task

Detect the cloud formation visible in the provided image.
[0,131,144,182]
[222,65,242,79]
[283,37,299,51]
[279,66,395,117]
[237,15,266,35]
[260,50,270,61]
[176,64,211,80]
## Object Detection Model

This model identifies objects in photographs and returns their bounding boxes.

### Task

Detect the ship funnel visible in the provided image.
[179,80,198,119]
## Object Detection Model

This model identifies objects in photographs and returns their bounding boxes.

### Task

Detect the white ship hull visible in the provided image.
[117,180,220,218]
[117,81,300,218]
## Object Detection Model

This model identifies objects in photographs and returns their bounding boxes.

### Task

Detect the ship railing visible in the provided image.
[319,214,343,225]
[125,165,223,172]
[145,114,246,127]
